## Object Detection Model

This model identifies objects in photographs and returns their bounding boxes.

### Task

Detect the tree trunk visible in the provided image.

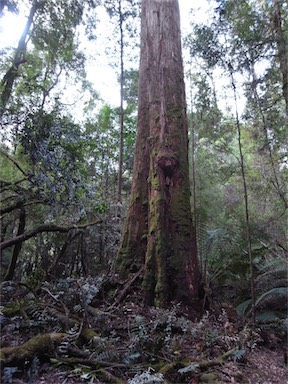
[229,65,256,323]
[117,0,124,203]
[0,1,44,117]
[4,208,26,281]
[117,0,200,307]
[272,0,288,115]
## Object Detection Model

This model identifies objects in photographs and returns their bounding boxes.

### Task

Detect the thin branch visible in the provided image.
[0,148,29,176]
[0,199,46,216]
[0,177,28,192]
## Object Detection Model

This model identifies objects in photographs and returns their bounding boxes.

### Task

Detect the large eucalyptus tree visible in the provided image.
[117,0,201,308]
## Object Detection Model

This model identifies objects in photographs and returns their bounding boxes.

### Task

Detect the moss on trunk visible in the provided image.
[116,0,201,308]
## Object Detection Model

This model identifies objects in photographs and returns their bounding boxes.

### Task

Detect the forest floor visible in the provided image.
[0,276,287,384]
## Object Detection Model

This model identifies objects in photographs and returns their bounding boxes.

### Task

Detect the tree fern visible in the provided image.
[255,258,288,295]
[232,349,246,363]
[255,287,288,310]
[236,299,252,316]
[196,217,245,284]
[237,256,288,320]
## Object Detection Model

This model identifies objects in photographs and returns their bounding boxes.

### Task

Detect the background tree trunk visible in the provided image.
[272,0,288,115]
[4,208,26,281]
[117,0,200,307]
[117,0,124,203]
[0,0,43,117]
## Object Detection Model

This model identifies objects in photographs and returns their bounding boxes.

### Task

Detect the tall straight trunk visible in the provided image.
[117,0,200,307]
[229,66,256,323]
[117,0,124,203]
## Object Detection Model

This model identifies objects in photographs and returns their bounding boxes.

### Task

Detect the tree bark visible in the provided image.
[117,0,124,203]
[117,0,200,307]
[4,208,26,281]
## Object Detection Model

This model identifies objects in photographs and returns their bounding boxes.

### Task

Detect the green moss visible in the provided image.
[159,362,178,375]
[200,373,219,383]
[1,333,66,364]
[2,301,22,317]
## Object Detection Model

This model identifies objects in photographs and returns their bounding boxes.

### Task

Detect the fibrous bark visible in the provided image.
[117,0,200,307]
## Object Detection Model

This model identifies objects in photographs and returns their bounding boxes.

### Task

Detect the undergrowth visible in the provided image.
[2,276,285,384]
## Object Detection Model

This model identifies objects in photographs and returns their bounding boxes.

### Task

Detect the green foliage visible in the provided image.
[255,287,288,311]
[255,257,288,294]
[196,216,248,286]
[23,268,45,289]
[236,299,252,316]
[232,349,246,363]
[236,256,288,319]
[123,69,139,105]
[184,0,287,308]
[185,25,222,69]
[20,110,88,207]
[1,367,18,384]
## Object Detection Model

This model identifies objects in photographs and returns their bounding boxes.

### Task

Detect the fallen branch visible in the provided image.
[159,348,238,375]
[0,220,102,250]
[59,356,128,369]
[198,347,237,369]
[58,357,126,383]
[112,266,144,307]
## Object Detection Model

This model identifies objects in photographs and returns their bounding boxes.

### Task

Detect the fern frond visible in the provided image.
[255,287,288,309]
[232,349,246,363]
[236,299,252,316]
[256,311,280,321]
[123,352,141,364]
[255,267,288,294]
[93,349,119,362]
[1,367,18,384]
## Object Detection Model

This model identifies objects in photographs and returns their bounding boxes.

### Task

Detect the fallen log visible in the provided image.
[0,332,66,364]
[159,347,238,375]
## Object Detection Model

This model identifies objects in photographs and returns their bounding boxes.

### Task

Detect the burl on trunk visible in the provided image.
[117,0,200,307]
